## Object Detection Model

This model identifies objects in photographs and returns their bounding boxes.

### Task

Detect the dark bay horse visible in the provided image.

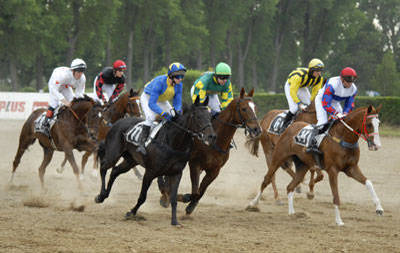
[168,88,261,215]
[246,101,324,202]
[94,96,216,225]
[11,95,96,189]
[247,105,383,226]
[57,88,141,176]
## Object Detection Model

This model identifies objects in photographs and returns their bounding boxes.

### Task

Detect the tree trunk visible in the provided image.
[127,29,134,88]
[251,60,258,90]
[35,54,44,91]
[237,18,254,88]
[9,58,18,91]
[66,0,82,64]
[301,0,310,64]
[106,38,112,66]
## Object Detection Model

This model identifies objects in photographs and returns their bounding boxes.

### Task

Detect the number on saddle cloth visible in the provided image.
[294,125,326,148]
[125,121,164,146]
[268,112,287,135]
[34,109,60,134]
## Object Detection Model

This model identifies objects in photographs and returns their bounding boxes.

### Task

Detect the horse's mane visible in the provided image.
[71,94,94,104]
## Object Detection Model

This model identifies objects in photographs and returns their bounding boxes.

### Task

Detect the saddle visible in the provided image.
[268,111,290,135]
[34,108,61,136]
[125,121,165,146]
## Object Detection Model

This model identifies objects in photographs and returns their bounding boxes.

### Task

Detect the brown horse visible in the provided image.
[11,95,96,189]
[57,88,142,176]
[166,88,262,215]
[246,101,324,202]
[247,105,383,226]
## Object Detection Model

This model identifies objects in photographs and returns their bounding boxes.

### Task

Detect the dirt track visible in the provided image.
[1,119,399,253]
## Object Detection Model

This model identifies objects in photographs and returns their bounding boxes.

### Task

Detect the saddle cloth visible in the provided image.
[125,121,165,146]
[294,125,326,148]
[267,111,288,135]
[34,107,61,134]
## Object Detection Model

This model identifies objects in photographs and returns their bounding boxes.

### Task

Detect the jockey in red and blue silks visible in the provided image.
[308,67,358,154]
[136,62,186,155]
[315,67,358,126]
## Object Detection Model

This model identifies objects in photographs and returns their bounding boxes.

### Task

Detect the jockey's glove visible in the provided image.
[298,102,307,111]
[161,112,172,121]
[335,112,345,119]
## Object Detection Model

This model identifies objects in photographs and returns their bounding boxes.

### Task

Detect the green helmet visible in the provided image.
[215,62,232,76]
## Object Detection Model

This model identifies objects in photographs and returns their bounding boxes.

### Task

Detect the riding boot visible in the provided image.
[42,108,54,136]
[136,125,150,155]
[306,127,322,154]
[280,111,294,133]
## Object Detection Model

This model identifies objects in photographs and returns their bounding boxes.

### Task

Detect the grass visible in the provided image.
[379,125,400,137]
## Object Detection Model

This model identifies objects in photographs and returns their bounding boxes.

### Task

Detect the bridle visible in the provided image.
[339,109,379,145]
[168,106,213,143]
[215,97,258,135]
[127,96,141,116]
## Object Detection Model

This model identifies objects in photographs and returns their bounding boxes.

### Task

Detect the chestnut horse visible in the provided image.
[247,105,383,226]
[246,101,323,202]
[11,95,96,189]
[57,88,141,176]
[168,88,262,215]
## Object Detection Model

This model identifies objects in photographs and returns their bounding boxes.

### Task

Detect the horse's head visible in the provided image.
[346,104,382,151]
[87,102,104,140]
[363,104,382,151]
[105,88,141,123]
[185,96,216,146]
[229,87,261,137]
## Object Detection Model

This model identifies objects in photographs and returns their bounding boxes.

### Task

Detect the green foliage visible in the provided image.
[370,52,400,96]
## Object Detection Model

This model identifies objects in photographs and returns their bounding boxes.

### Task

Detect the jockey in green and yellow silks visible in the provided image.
[191,62,233,116]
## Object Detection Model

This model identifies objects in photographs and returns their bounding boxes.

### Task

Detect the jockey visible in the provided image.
[281,58,325,131]
[307,67,358,153]
[191,62,233,117]
[42,58,87,136]
[94,60,127,105]
[136,62,186,155]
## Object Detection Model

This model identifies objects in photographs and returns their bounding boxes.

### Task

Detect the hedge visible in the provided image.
[252,93,400,126]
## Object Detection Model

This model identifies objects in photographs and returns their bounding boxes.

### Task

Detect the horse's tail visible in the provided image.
[245,135,260,157]
[12,116,38,173]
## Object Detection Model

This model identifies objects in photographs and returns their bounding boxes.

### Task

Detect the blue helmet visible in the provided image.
[168,62,186,76]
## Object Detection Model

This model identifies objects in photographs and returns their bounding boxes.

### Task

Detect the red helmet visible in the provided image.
[113,60,127,71]
[340,67,357,82]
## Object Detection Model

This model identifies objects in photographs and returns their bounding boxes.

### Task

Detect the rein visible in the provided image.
[339,110,379,142]
[167,111,213,142]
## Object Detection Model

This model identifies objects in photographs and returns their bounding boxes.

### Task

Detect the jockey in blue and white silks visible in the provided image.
[137,62,186,155]
[308,67,358,154]
[315,67,358,126]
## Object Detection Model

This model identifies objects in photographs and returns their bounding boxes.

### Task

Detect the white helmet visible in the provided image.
[70,58,87,71]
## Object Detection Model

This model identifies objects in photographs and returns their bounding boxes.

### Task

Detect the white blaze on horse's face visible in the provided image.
[371,117,381,150]
[248,101,256,116]
[136,99,142,116]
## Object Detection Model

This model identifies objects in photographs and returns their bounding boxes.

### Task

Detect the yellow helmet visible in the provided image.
[308,58,324,71]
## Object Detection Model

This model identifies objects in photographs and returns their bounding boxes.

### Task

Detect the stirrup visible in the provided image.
[136,145,147,155]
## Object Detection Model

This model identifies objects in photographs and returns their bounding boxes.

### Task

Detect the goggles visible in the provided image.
[342,76,357,82]
[216,75,230,80]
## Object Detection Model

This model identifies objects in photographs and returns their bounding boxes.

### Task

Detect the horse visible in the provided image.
[162,88,262,215]
[11,95,96,190]
[247,105,383,226]
[94,96,216,225]
[245,101,324,203]
[57,88,142,177]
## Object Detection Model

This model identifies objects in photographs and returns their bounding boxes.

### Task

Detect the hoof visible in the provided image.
[295,186,302,193]
[159,196,170,208]
[56,167,64,174]
[94,195,104,203]
[245,205,260,212]
[171,220,182,226]
[307,192,314,200]
[275,199,284,206]
[185,201,198,215]
[125,212,146,221]
[181,194,191,203]
[376,209,384,216]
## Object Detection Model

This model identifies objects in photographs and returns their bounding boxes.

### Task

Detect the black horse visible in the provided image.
[94,96,216,225]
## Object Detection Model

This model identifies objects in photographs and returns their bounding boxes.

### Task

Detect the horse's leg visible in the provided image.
[56,155,68,174]
[132,167,143,180]
[260,137,281,203]
[38,147,54,189]
[80,151,92,175]
[104,158,137,199]
[126,172,156,220]
[327,168,343,226]
[178,163,200,204]
[185,168,221,215]
[64,148,83,190]
[11,127,36,183]
[344,165,383,215]
[168,172,183,226]
[286,163,308,215]
[158,176,170,208]
[307,168,324,199]
[247,157,283,210]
